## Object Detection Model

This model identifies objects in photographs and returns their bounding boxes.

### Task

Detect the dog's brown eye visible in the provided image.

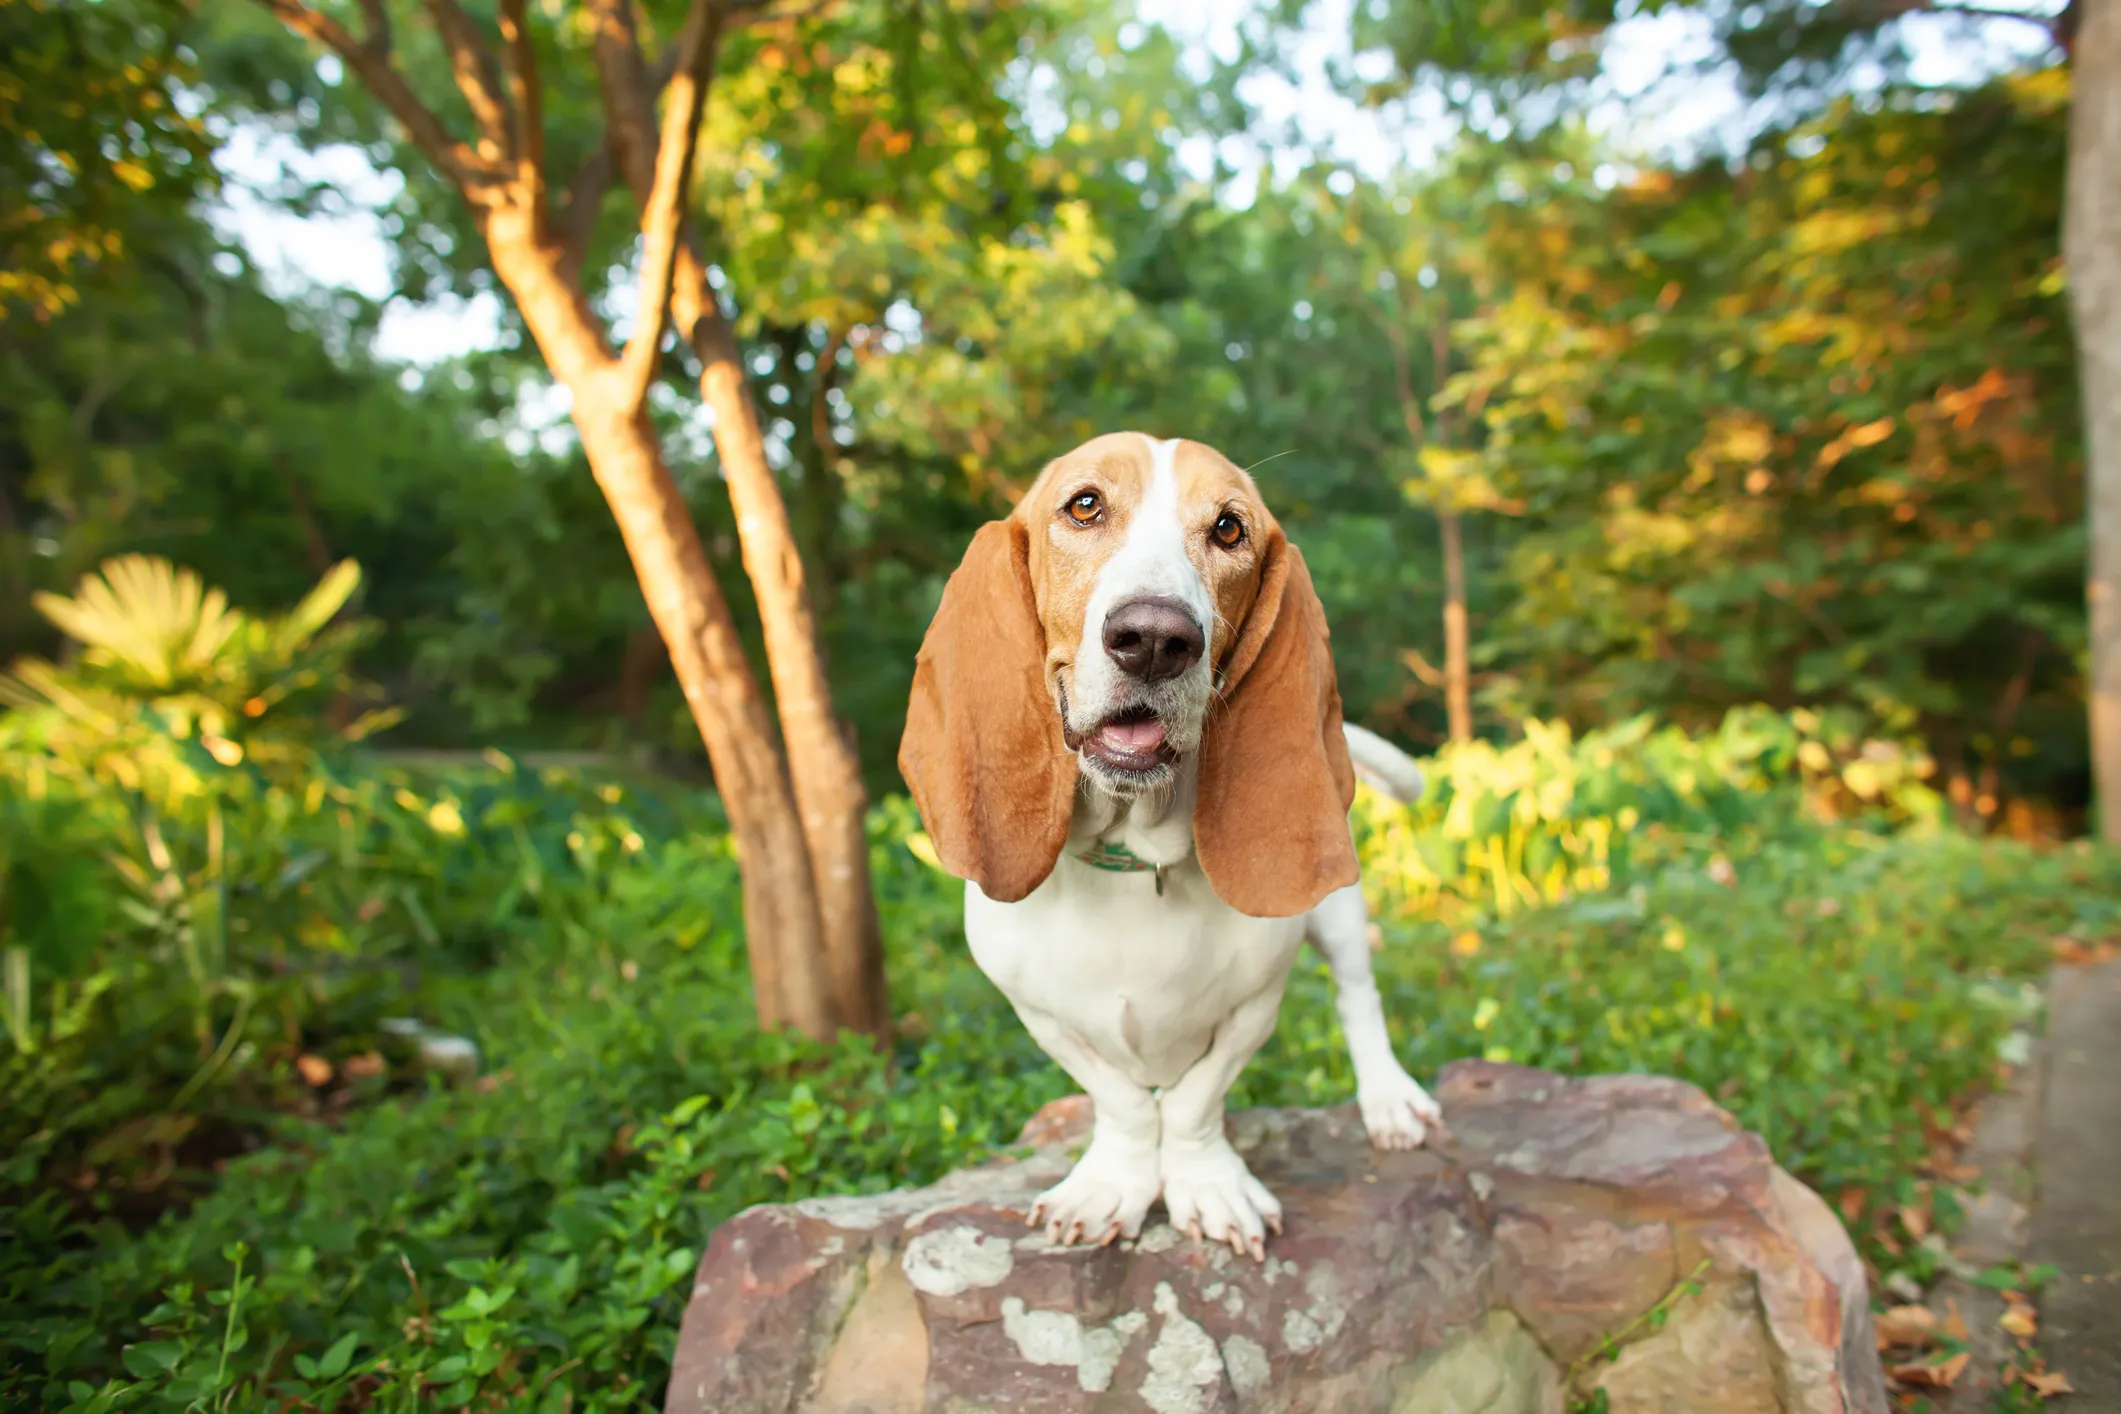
[1211,512,1245,548]
[1066,490,1102,525]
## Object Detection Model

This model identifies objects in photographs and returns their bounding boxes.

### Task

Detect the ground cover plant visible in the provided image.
[8,0,2105,1407]
[4,594,2110,1408]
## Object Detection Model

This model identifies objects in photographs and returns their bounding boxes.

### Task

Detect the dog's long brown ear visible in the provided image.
[1195,533,1358,918]
[899,517,1079,902]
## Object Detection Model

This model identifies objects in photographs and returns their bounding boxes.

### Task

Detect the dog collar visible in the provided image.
[1074,840,1170,895]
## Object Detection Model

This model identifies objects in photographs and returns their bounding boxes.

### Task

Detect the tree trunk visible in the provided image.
[1439,508,1472,745]
[616,623,666,723]
[687,300,887,1037]
[485,210,834,1038]
[248,0,856,1037]
[804,327,849,604]
[583,4,886,1035]
[2071,0,2121,843]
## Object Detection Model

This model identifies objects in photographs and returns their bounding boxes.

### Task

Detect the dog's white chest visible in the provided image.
[965,857,1306,1091]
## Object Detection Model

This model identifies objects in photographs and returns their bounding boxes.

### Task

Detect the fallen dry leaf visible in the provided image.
[295,1054,334,1087]
[1875,1305,1941,1349]
[1899,1203,1931,1241]
[1837,1187,1870,1225]
[2023,1370,2076,1398]
[1889,1351,1971,1390]
[2051,935,2118,966]
[1944,1299,1971,1344]
[1999,1307,2038,1339]
[343,1050,386,1080]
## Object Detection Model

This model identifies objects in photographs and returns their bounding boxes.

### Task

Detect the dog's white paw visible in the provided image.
[1359,1068,1443,1151]
[1161,1137,1283,1262]
[1028,1143,1159,1247]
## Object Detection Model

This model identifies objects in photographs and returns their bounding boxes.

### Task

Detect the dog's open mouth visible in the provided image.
[1078,705,1172,775]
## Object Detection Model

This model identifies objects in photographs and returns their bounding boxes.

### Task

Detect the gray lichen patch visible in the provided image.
[998,1297,1148,1393]
[901,1226,1015,1297]
[1140,1283,1226,1414]
[1222,1334,1271,1398]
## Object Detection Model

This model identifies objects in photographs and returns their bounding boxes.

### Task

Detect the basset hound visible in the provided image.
[899,431,1441,1262]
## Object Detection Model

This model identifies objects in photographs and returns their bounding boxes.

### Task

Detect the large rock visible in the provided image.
[664,1062,1888,1414]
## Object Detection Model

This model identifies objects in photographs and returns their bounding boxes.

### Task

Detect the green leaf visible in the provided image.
[316,1331,360,1379]
[119,1341,183,1378]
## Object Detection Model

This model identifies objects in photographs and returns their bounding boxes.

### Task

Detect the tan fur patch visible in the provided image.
[1021,432,1152,686]
[1169,439,1270,677]
[901,430,1357,915]
[1020,434,1272,690]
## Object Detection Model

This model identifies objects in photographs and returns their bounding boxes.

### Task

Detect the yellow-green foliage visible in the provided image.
[1354,707,1941,922]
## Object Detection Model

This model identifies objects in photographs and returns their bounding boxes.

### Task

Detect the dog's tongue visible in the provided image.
[1099,716,1166,752]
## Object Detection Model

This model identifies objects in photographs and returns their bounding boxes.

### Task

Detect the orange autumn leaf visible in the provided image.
[295,1054,334,1087]
[1889,1351,1971,1390]
[2022,1370,2075,1398]
[1875,1305,1940,1348]
[1944,1299,1971,1343]
[1999,1307,2038,1339]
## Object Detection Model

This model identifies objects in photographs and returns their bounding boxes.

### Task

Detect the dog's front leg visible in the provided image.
[1013,1007,1163,1247]
[1155,981,1289,1262]
[1306,884,1442,1150]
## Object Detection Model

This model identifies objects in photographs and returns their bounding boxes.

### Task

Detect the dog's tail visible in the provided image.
[1342,722,1426,805]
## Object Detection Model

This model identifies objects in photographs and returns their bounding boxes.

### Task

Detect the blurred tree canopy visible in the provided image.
[0,0,2089,826]
[0,0,215,318]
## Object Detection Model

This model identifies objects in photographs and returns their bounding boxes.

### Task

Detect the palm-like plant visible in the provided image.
[0,555,393,803]
[1,556,396,1063]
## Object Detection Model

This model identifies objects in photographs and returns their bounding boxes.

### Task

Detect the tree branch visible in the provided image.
[419,0,513,159]
[587,0,663,196]
[496,0,546,206]
[1379,282,1427,449]
[1429,317,1455,443]
[1855,0,2067,37]
[615,0,722,411]
[1914,0,2058,19]
[355,0,390,53]
[556,148,615,280]
[811,325,847,465]
[256,0,494,196]
[589,0,745,365]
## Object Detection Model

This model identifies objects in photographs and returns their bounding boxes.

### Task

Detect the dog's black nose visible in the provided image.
[1103,597,1204,682]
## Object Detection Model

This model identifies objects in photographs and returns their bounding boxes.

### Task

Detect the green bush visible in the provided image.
[1353,705,1941,922]
[6,792,2111,1411]
[0,558,738,1205]
[3,561,2108,1409]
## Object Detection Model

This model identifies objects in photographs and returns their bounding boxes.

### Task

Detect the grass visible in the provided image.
[2,719,2114,1411]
